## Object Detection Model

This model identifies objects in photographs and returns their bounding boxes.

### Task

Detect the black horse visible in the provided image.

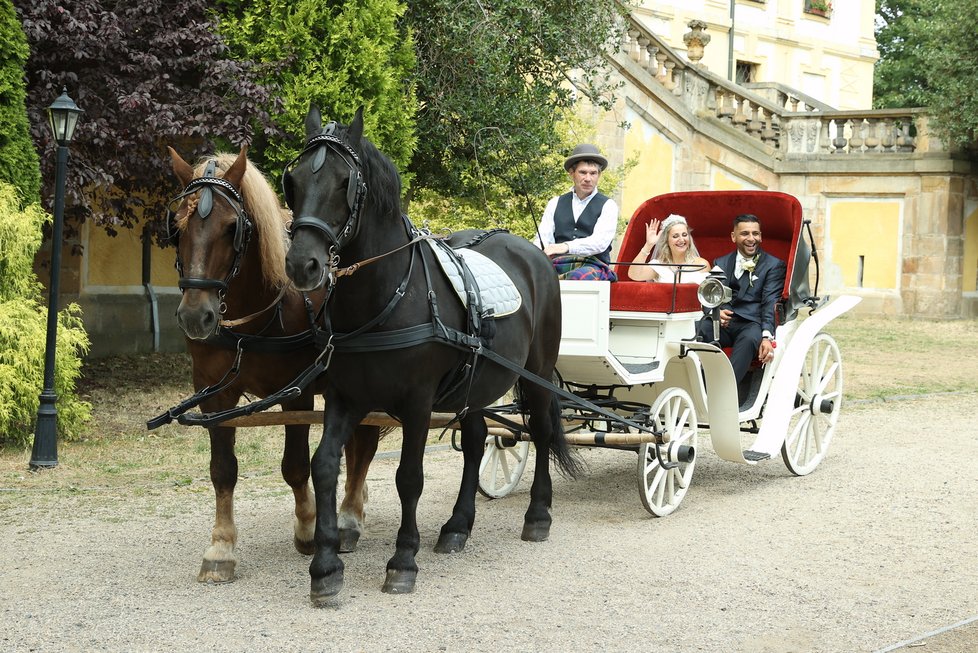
[283,105,577,601]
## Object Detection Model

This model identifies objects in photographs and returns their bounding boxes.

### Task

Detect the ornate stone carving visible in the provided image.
[682,20,711,67]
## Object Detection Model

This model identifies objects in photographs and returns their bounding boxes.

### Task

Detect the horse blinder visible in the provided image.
[282,133,366,250]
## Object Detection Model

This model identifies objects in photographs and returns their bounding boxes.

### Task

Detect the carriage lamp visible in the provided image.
[30,88,83,469]
[696,267,732,308]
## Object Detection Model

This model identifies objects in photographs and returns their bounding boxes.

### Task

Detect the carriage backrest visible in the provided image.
[613,191,807,315]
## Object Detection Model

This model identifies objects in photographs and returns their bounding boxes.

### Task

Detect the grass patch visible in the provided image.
[825,314,978,400]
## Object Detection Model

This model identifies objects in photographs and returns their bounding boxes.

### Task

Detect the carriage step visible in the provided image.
[743,449,771,462]
[621,360,660,374]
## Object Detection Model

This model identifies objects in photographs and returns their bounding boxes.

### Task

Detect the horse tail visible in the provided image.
[546,391,583,480]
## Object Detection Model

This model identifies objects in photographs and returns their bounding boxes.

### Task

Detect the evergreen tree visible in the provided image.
[874,0,977,150]
[0,0,40,206]
[917,0,978,150]
[873,0,933,109]
[406,0,625,220]
[218,0,417,185]
[0,182,90,448]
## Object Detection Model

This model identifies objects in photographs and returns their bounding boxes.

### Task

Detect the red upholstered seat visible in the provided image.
[610,191,803,313]
[609,281,701,313]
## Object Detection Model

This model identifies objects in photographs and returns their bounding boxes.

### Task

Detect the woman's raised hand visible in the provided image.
[645,218,660,248]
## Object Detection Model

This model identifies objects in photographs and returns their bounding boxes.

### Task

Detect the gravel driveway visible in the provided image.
[2,393,976,652]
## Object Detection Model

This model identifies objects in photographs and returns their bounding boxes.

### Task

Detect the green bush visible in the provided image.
[0,182,90,448]
[0,0,41,206]
[218,0,418,186]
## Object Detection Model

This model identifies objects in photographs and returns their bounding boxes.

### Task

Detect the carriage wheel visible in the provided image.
[478,434,530,499]
[637,388,698,517]
[781,332,843,476]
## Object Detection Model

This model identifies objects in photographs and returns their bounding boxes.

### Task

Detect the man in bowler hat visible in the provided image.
[536,143,619,280]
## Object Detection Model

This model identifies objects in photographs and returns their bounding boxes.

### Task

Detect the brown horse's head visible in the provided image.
[167,146,292,340]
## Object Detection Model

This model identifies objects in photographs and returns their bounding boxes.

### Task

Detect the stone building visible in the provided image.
[588,0,978,318]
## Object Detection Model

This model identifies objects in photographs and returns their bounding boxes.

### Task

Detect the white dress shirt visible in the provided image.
[734,255,753,278]
[535,187,619,257]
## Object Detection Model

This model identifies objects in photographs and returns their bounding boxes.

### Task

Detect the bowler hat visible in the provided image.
[564,143,608,172]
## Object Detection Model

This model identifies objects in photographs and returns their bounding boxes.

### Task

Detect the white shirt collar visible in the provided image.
[571,187,598,204]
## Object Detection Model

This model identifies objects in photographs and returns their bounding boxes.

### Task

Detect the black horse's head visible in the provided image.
[283,105,368,291]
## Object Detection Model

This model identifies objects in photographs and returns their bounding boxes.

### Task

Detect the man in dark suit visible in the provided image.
[698,214,786,402]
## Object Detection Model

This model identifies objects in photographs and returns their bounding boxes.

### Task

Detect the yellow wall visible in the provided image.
[84,221,179,289]
[621,114,675,221]
[965,206,978,293]
[711,165,760,191]
[827,199,901,289]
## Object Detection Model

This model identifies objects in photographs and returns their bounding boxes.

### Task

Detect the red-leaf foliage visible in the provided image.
[15,0,282,243]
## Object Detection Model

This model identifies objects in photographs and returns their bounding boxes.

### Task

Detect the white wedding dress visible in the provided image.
[649,259,709,284]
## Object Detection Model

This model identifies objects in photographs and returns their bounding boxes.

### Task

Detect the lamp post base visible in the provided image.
[30,391,59,469]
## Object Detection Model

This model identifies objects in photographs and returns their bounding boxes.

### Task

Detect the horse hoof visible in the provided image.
[338,529,361,553]
[294,536,316,556]
[520,522,551,542]
[310,572,344,606]
[382,569,417,594]
[197,559,236,583]
[433,531,468,554]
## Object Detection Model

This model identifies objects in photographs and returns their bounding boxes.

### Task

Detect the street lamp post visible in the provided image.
[30,87,83,470]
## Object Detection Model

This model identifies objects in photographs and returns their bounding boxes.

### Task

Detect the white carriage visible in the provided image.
[479,190,860,515]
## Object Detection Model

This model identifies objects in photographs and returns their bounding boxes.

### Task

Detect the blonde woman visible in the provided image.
[628,213,709,283]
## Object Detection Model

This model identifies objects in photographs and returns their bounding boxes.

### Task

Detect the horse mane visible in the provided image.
[335,122,403,220]
[189,153,293,290]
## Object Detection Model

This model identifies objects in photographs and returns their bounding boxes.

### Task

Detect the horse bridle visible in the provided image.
[166,160,253,294]
[282,124,367,254]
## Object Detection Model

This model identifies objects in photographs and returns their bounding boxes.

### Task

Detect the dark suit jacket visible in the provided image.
[714,249,787,335]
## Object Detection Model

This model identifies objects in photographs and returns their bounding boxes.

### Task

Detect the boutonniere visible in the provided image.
[742,255,758,287]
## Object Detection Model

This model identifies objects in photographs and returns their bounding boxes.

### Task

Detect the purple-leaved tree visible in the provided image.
[15,0,281,243]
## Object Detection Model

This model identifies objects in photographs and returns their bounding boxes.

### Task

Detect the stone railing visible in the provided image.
[781,109,931,156]
[622,20,688,94]
[744,82,833,113]
[614,12,929,157]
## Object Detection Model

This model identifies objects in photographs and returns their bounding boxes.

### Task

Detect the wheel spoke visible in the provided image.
[815,361,840,395]
[652,466,667,506]
[675,464,690,489]
[497,451,511,479]
[789,413,810,457]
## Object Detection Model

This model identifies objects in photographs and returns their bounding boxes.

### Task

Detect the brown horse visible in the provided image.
[164,146,381,583]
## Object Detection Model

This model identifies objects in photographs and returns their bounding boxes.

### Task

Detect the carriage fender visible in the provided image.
[678,341,746,463]
[751,295,863,458]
